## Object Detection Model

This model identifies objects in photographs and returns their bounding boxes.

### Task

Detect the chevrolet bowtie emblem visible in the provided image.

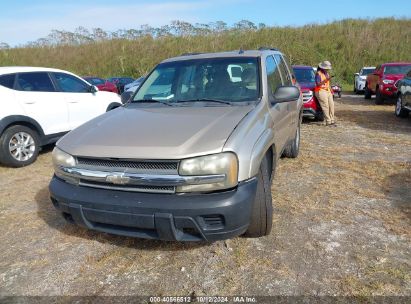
[106,173,130,185]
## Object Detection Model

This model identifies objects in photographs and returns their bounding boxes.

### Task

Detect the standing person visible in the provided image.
[314,61,336,126]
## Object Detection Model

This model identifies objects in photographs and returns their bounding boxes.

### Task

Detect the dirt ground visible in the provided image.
[0,95,410,298]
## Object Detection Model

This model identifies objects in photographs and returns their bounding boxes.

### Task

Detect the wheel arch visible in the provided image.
[0,115,44,139]
[248,128,278,180]
[106,102,122,112]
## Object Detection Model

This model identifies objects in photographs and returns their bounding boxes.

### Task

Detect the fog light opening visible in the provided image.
[62,212,74,224]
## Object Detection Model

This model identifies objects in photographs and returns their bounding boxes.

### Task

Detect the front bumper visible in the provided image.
[380,85,398,98]
[303,107,322,119]
[49,176,257,242]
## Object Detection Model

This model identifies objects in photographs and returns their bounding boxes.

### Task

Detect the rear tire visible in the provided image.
[244,155,273,238]
[395,95,409,118]
[364,84,372,99]
[375,88,384,105]
[106,102,122,111]
[0,125,40,167]
[283,116,301,158]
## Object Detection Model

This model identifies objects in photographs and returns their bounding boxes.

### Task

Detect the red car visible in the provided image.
[292,65,323,121]
[82,77,119,94]
[365,62,411,104]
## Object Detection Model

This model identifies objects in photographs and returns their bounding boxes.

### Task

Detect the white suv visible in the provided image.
[354,66,375,93]
[0,67,122,167]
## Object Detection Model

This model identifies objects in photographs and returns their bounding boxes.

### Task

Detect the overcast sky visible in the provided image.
[1,0,410,46]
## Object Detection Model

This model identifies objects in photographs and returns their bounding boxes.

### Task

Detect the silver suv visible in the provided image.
[49,48,303,241]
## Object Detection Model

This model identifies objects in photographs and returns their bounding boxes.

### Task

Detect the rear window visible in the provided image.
[0,74,15,89]
[17,72,55,92]
[85,77,105,85]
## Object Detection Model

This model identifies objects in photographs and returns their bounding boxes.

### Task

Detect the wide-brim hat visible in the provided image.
[318,61,332,70]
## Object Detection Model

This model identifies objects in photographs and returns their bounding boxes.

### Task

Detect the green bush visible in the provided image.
[0,18,410,87]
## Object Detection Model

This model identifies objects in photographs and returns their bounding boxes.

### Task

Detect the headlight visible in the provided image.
[382,79,394,84]
[52,147,76,168]
[177,152,238,192]
[52,147,78,184]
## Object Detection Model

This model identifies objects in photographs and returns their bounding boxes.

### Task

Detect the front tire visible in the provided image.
[364,84,371,99]
[244,156,273,238]
[0,125,40,167]
[375,88,384,105]
[395,95,409,118]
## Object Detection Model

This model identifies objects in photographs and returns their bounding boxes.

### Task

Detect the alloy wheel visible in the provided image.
[8,132,36,161]
[396,96,402,116]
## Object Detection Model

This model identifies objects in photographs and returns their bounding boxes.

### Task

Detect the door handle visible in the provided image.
[24,101,36,104]
[68,101,79,103]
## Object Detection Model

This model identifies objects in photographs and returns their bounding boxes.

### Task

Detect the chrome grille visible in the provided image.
[79,180,175,194]
[76,157,178,174]
[302,90,313,103]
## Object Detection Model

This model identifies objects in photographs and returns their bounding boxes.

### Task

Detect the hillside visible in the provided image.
[0,18,410,86]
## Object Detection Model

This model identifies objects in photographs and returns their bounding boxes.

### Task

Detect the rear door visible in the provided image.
[52,72,105,129]
[274,54,297,135]
[14,72,69,135]
[266,55,289,151]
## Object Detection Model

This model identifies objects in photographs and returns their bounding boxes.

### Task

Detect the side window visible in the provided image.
[282,55,295,84]
[0,74,16,89]
[54,73,90,93]
[274,54,292,86]
[266,55,283,96]
[16,72,55,92]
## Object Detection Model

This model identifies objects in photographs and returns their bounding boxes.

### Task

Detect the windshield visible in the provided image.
[293,68,315,84]
[361,68,374,75]
[132,57,260,104]
[384,65,411,75]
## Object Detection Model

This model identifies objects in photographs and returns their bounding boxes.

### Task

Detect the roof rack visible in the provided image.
[180,52,202,56]
[258,47,279,51]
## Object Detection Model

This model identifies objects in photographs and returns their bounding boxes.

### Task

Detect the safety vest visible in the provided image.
[314,71,330,92]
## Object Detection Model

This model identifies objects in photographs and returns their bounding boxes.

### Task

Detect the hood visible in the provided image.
[58,104,254,159]
[384,74,405,81]
[298,82,315,90]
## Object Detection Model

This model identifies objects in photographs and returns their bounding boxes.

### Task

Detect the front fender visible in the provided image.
[248,129,274,178]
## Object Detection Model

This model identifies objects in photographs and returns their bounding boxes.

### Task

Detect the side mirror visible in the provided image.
[121,91,133,104]
[354,73,359,76]
[272,86,300,103]
[89,85,98,93]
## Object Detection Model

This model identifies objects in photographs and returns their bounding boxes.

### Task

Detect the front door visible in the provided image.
[14,72,69,135]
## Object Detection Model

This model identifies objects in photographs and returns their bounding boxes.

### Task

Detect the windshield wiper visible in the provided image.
[132,99,174,106]
[177,98,233,105]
